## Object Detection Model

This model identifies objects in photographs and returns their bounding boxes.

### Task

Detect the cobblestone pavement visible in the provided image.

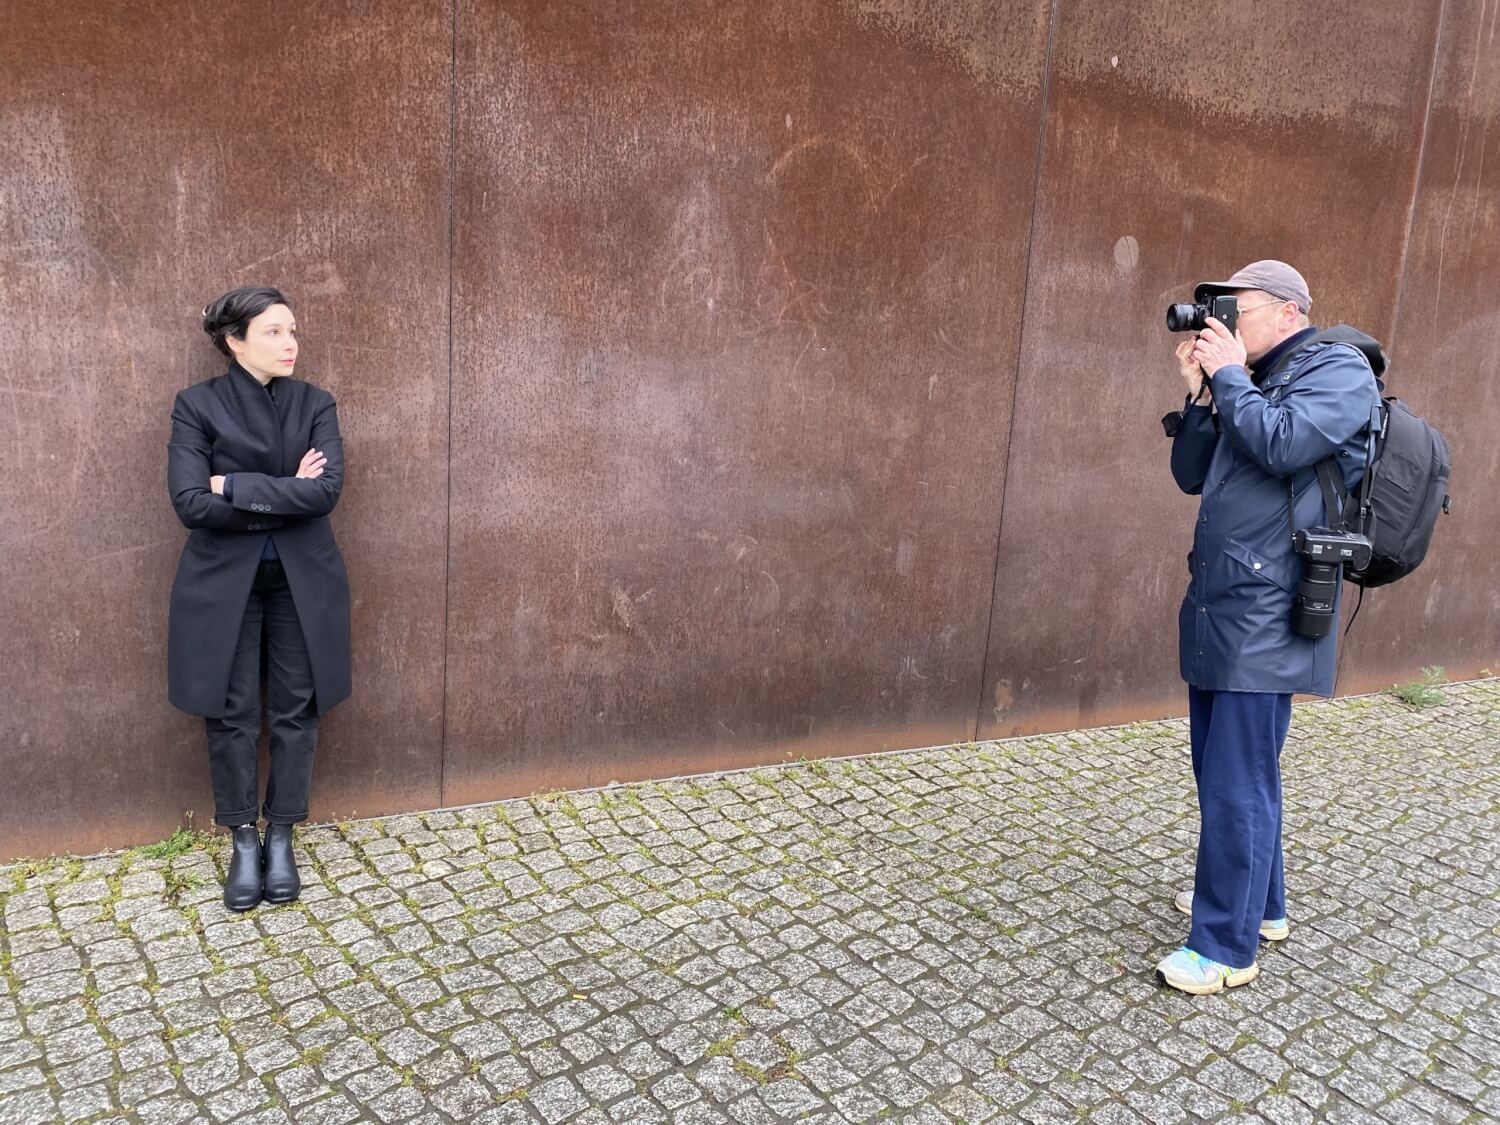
[3,680,1498,1125]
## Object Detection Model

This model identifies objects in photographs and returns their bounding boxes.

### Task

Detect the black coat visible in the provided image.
[167,362,351,717]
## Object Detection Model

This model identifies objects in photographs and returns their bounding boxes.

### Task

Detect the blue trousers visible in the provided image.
[1187,687,1292,967]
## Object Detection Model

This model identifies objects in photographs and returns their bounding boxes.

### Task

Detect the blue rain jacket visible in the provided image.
[1172,337,1380,695]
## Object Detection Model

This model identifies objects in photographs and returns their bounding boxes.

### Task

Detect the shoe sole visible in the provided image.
[1157,961,1260,995]
[1174,896,1289,942]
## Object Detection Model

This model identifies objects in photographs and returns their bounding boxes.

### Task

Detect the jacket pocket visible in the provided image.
[1223,537,1298,593]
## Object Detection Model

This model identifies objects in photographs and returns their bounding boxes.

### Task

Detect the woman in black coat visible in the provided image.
[167,285,351,911]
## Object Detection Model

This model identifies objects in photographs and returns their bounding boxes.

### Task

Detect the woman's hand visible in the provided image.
[210,475,226,495]
[296,448,328,480]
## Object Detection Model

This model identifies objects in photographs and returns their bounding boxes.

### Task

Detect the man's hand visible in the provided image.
[1175,339,1206,400]
[296,449,327,480]
[1191,316,1247,377]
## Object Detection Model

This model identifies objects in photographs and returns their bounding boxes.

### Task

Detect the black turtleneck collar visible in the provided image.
[1249,326,1317,384]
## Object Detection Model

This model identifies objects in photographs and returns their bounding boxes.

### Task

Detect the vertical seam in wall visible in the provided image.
[1336,0,1447,694]
[1387,0,1448,356]
[973,0,1061,742]
[439,0,458,809]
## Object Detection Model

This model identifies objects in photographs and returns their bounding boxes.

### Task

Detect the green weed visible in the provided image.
[1393,666,1446,708]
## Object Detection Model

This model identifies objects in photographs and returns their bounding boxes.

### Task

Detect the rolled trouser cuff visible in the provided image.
[214,808,260,828]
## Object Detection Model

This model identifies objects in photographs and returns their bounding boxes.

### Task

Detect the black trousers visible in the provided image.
[205,559,318,826]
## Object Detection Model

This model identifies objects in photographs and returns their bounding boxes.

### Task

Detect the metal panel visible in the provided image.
[4,0,1496,863]
[442,1,1053,802]
[0,1,452,859]
[977,2,1445,738]
[1337,0,1500,693]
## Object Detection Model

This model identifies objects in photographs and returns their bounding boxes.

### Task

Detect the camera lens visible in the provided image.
[1291,561,1340,638]
[1166,303,1204,333]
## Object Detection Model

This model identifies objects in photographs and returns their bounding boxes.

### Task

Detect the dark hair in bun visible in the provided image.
[201,285,292,356]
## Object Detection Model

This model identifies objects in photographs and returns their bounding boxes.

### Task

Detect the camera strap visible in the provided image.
[1269,331,1384,547]
[1284,462,1349,545]
[1317,461,1349,532]
[1299,403,1383,541]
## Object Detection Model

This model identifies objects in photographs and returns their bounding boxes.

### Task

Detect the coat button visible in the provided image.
[1253,562,1262,570]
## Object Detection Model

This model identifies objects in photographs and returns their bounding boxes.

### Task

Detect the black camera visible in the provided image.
[1166,291,1239,335]
[1290,527,1373,637]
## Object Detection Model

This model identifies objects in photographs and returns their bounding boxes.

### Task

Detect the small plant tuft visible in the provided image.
[135,828,202,861]
[1392,666,1446,708]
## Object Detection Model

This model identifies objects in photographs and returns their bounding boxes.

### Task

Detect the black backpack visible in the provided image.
[1276,327,1453,589]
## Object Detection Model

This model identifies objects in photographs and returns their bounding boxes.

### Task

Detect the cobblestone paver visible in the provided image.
[3,680,1498,1124]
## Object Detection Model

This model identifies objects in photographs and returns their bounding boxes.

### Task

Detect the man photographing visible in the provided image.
[1159,260,1381,994]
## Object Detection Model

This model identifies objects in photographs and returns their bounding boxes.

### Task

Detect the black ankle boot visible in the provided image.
[262,823,301,904]
[224,825,263,911]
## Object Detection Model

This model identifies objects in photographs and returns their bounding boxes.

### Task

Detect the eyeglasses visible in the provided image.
[1236,299,1291,315]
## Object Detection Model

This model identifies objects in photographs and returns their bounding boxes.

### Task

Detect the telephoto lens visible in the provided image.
[1291,560,1340,637]
[1166,303,1206,332]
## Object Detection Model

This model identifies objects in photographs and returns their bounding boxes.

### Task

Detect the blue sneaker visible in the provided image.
[1174,890,1290,941]
[1155,946,1259,995]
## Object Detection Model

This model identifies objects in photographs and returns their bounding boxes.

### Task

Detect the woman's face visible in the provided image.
[227,303,298,381]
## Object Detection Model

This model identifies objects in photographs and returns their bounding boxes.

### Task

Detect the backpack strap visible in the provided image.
[1353,401,1384,535]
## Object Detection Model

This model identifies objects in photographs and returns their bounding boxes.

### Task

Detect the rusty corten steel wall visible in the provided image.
[0,2,453,859]
[2,1,1496,860]
[1337,0,1500,695]
[442,1,1052,802]
[976,2,1455,738]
